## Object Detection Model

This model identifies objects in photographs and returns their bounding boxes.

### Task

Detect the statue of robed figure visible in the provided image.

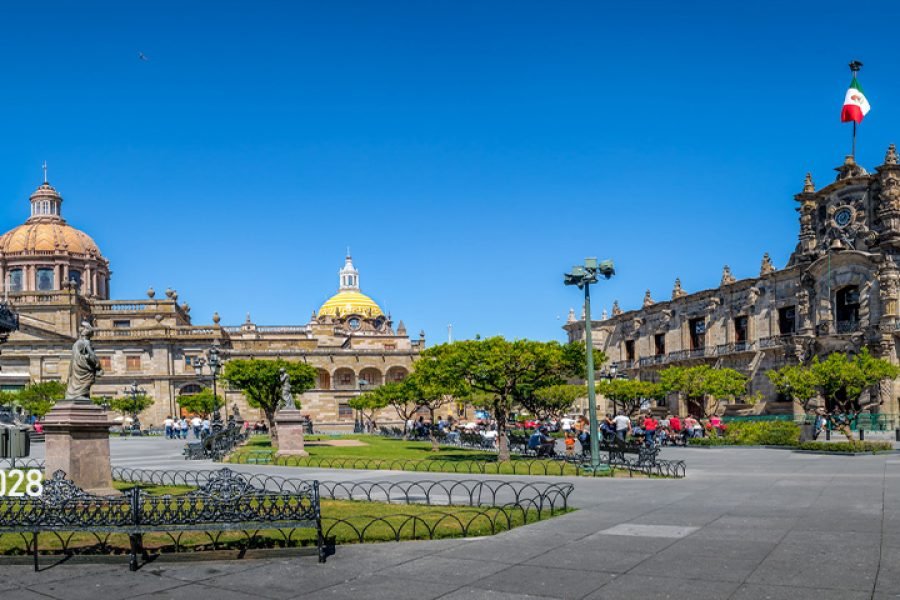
[279,367,296,410]
[65,322,103,401]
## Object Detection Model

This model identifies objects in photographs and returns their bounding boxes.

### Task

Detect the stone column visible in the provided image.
[43,401,118,496]
[275,409,309,457]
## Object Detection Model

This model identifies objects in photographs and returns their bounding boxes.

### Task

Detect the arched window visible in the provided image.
[36,268,54,291]
[179,384,203,396]
[836,286,860,333]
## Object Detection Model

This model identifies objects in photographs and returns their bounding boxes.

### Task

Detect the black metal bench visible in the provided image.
[598,439,660,466]
[0,468,326,571]
[183,425,247,461]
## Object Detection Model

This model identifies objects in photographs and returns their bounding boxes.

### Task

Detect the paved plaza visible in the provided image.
[5,438,900,599]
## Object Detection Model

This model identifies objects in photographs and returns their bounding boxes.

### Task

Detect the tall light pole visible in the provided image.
[194,340,225,432]
[564,257,615,473]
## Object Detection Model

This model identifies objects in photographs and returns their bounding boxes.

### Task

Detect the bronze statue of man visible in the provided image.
[65,322,103,401]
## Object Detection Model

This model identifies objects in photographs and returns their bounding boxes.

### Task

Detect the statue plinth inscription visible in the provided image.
[43,323,118,495]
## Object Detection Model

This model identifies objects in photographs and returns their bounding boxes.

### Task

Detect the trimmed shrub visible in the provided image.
[724,421,800,446]
[798,441,893,453]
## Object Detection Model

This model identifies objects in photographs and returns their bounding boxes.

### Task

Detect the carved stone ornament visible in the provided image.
[672,278,687,299]
[643,290,654,308]
[760,253,776,276]
[803,172,815,193]
[721,265,736,286]
[612,301,623,316]
[885,143,899,166]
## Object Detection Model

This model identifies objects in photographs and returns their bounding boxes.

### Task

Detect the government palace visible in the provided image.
[0,177,422,429]
[565,146,900,420]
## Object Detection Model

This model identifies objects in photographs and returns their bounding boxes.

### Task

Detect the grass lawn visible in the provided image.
[0,479,568,555]
[227,435,652,477]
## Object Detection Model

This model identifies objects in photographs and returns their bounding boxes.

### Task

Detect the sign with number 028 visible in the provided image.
[0,469,43,497]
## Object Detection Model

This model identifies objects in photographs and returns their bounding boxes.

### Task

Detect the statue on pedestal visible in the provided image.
[279,368,296,410]
[65,322,103,401]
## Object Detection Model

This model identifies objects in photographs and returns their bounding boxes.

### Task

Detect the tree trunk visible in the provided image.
[265,406,278,445]
[496,405,510,461]
[428,408,439,452]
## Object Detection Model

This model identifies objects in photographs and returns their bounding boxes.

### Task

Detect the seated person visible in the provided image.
[527,427,555,456]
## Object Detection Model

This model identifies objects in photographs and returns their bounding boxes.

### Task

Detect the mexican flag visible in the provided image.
[841,77,870,123]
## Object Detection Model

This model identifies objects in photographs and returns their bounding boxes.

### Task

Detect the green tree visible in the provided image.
[413,337,590,460]
[177,388,223,417]
[767,364,819,413]
[596,379,664,416]
[92,394,154,420]
[659,365,748,417]
[403,373,453,451]
[525,384,585,420]
[348,388,390,432]
[221,359,316,442]
[18,381,66,418]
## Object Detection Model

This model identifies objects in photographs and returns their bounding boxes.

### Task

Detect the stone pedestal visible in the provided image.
[43,400,118,496]
[275,409,309,457]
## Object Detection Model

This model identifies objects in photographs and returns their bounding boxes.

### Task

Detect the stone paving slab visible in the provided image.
[8,438,900,599]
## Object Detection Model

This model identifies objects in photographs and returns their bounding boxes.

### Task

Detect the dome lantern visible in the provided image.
[318,253,384,318]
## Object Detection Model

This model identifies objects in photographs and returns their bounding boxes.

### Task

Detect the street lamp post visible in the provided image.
[194,341,225,432]
[124,381,146,436]
[355,379,369,433]
[564,257,615,473]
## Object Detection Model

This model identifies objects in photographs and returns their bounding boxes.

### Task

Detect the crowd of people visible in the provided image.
[158,415,271,439]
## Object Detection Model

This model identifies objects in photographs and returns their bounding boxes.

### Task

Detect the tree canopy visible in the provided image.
[659,365,748,417]
[769,349,900,417]
[526,384,585,420]
[18,381,66,418]
[177,388,224,417]
[92,394,154,419]
[221,359,317,441]
[596,379,664,416]
[413,337,589,460]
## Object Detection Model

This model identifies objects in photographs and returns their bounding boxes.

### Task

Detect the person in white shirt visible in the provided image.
[163,416,175,439]
[613,413,631,442]
[191,416,202,438]
[560,416,575,432]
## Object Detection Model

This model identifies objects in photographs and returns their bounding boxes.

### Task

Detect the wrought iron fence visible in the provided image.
[0,467,324,570]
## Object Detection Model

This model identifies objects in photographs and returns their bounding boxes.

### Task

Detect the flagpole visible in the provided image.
[849,60,862,159]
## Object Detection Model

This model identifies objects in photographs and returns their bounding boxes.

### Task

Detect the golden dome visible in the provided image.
[0,221,102,256]
[318,290,384,318]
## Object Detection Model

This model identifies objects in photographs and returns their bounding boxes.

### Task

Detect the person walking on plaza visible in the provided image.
[178,417,189,439]
[191,415,202,438]
[164,415,174,440]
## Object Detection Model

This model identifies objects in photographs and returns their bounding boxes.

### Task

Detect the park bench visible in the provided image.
[0,468,326,571]
[597,439,660,466]
[183,425,247,461]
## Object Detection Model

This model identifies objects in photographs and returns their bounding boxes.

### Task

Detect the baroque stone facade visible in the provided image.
[0,180,423,430]
[564,148,900,419]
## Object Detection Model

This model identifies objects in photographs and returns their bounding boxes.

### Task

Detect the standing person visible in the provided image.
[201,417,211,438]
[814,412,827,440]
[643,414,658,447]
[560,415,575,433]
[564,431,576,459]
[670,414,683,444]
[191,414,202,438]
[163,415,174,440]
[179,417,188,439]
[613,412,631,442]
[683,415,697,439]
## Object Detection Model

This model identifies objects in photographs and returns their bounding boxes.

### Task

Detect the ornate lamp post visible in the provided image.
[123,381,146,435]
[564,257,615,473]
[194,341,225,432]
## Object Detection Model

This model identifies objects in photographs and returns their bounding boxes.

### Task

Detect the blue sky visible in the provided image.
[1,1,900,343]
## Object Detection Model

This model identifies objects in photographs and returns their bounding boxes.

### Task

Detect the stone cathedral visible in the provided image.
[0,178,422,429]
[564,146,900,419]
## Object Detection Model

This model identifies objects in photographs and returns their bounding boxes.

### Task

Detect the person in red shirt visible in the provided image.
[643,415,659,446]
[669,415,682,445]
